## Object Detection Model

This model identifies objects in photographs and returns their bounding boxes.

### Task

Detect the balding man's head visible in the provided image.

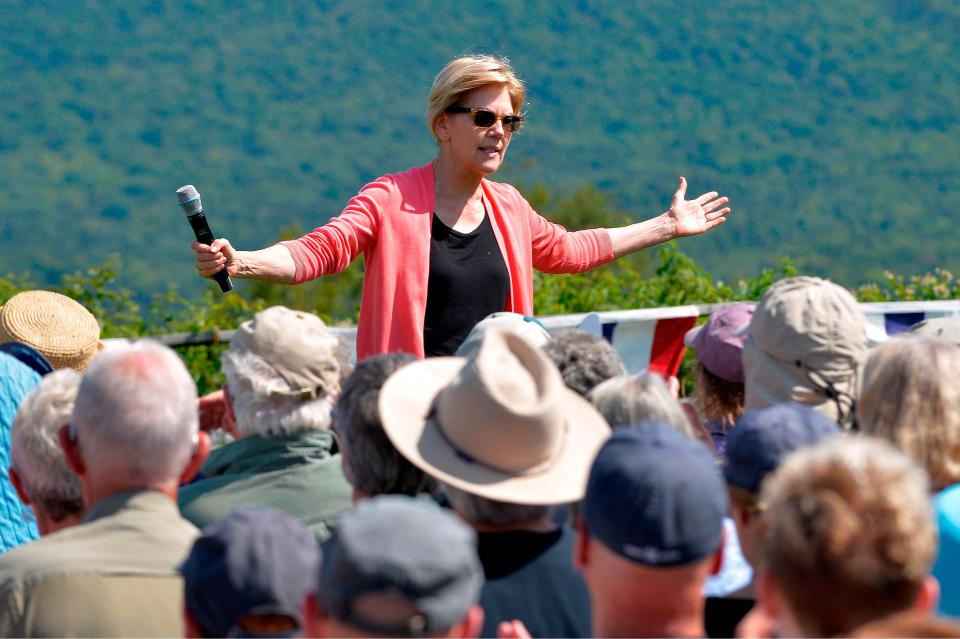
[70,340,200,488]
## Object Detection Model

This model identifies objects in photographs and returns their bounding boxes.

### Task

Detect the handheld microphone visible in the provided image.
[176,185,233,293]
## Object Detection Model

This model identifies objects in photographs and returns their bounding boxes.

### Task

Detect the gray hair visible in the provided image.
[11,369,84,522]
[222,349,336,438]
[442,484,551,528]
[71,340,199,486]
[543,330,627,397]
[335,353,434,497]
[588,373,696,438]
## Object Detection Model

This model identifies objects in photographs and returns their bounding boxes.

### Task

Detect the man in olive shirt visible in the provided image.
[0,340,210,637]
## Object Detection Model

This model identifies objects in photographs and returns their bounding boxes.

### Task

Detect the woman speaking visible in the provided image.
[192,55,731,359]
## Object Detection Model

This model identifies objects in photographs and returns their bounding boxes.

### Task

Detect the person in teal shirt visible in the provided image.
[933,485,960,617]
[0,349,45,552]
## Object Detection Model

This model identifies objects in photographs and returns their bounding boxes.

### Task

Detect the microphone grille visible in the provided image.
[176,185,202,215]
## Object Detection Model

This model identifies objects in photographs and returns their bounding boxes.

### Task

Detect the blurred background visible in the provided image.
[3,0,958,297]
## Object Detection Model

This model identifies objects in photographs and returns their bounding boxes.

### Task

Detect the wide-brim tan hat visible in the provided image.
[0,290,101,371]
[380,329,610,505]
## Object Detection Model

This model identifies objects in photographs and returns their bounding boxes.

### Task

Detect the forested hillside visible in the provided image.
[2,0,958,296]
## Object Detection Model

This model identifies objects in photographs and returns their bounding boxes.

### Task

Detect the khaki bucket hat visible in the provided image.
[229,306,341,400]
[379,329,610,505]
[743,276,867,426]
[0,290,101,371]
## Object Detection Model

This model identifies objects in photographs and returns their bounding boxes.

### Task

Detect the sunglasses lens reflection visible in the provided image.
[472,110,496,127]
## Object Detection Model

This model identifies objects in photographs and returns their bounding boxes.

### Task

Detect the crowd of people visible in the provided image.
[1,52,958,639]
[0,276,959,638]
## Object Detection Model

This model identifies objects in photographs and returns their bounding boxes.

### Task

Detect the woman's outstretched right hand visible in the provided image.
[192,238,238,279]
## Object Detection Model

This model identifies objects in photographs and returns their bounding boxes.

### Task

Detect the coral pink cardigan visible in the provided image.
[282,163,614,360]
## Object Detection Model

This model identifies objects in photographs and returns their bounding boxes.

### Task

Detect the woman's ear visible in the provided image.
[434,113,451,142]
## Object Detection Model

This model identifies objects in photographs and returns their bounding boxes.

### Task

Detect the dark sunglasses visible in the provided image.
[445,106,525,132]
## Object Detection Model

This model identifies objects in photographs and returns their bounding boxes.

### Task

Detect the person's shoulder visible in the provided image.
[367,163,433,192]
[348,164,432,214]
[482,177,525,201]
[0,352,41,401]
[482,178,536,220]
[0,528,84,585]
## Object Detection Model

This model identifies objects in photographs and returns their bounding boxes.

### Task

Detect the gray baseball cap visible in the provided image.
[180,508,320,638]
[317,495,483,637]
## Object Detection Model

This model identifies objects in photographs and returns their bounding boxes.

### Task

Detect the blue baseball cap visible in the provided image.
[583,422,728,566]
[724,402,841,492]
[180,508,320,638]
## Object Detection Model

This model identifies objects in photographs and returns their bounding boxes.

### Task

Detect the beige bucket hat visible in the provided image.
[379,329,610,505]
[229,306,341,400]
[0,290,101,371]
[743,276,867,426]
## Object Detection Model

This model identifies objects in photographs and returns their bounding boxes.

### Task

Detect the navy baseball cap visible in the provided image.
[724,401,841,492]
[318,495,483,637]
[583,422,728,566]
[180,508,320,638]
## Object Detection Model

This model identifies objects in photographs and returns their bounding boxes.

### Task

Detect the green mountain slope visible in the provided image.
[2,0,958,296]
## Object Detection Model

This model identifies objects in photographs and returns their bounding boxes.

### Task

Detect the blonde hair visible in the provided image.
[859,335,960,491]
[761,436,935,637]
[426,55,526,142]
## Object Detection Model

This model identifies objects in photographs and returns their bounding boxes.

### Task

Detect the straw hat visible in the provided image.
[379,329,610,505]
[0,291,101,371]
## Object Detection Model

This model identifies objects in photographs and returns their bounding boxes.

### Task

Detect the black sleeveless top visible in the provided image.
[422,212,510,356]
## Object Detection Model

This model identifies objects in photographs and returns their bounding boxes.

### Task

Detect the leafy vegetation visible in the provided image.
[2,185,954,396]
[2,1,959,297]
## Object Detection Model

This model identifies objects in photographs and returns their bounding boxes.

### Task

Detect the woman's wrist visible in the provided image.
[659,210,680,241]
[609,214,676,258]
[232,251,251,279]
